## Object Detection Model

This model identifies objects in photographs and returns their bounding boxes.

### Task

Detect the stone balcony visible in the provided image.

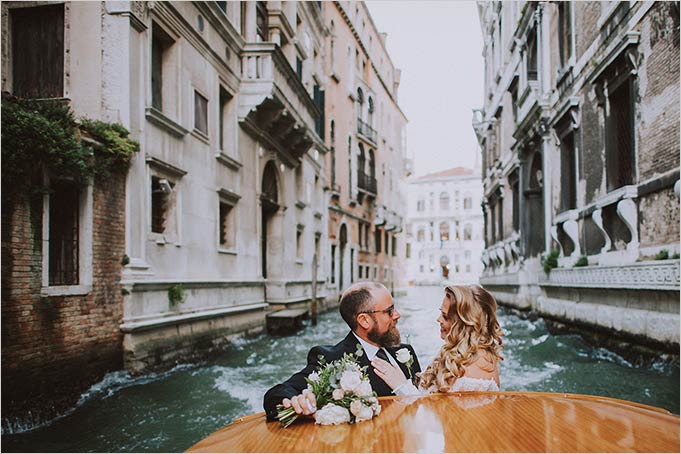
[238,43,325,166]
[551,185,641,267]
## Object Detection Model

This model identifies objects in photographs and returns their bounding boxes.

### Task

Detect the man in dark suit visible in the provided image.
[263,282,421,421]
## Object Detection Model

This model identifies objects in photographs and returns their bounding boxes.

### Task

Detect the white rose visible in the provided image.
[356,379,373,397]
[349,399,363,416]
[308,371,320,382]
[339,370,362,392]
[355,404,375,422]
[314,403,351,425]
[372,402,382,416]
[332,388,345,400]
[396,348,412,364]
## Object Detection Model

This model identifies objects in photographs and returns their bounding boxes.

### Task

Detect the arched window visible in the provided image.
[439,222,449,242]
[368,149,375,179]
[440,192,450,210]
[417,228,425,242]
[356,87,364,120]
[367,97,374,126]
[329,20,336,72]
[416,198,425,212]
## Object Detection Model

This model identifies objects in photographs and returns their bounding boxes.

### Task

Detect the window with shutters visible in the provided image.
[10,4,64,98]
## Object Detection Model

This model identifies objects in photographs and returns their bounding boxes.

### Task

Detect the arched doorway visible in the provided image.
[339,224,347,291]
[261,161,279,278]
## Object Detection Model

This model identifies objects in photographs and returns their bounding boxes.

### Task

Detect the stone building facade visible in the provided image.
[321,1,410,297]
[474,1,679,350]
[405,167,485,286]
[1,1,129,427]
[116,1,330,373]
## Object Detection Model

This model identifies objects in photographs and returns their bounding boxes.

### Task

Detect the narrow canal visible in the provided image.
[3,286,678,453]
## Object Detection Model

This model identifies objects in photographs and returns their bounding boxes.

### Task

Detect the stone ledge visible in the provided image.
[537,296,679,345]
[539,260,680,290]
[120,302,268,333]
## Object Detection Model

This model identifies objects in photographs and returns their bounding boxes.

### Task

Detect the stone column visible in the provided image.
[539,2,552,98]
[244,1,256,42]
[541,131,553,254]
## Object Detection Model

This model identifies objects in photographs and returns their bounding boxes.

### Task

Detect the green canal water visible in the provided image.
[2,286,679,452]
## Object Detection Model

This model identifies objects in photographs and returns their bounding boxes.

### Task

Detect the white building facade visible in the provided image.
[406,167,485,286]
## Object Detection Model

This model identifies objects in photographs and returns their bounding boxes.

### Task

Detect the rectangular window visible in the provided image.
[512,181,520,231]
[406,242,411,259]
[466,264,471,273]
[11,4,64,98]
[558,1,573,67]
[218,202,235,248]
[194,91,208,135]
[464,197,472,210]
[375,228,382,254]
[151,22,175,111]
[296,228,304,258]
[392,236,396,257]
[526,27,538,81]
[315,234,321,266]
[49,181,79,286]
[384,231,390,255]
[560,130,577,211]
[296,56,303,80]
[219,87,233,151]
[151,176,173,234]
[256,1,268,42]
[605,77,635,192]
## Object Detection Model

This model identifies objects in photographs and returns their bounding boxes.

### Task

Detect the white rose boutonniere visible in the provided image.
[395,347,414,381]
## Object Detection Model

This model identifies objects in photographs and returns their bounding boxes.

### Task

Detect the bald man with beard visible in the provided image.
[263,282,421,421]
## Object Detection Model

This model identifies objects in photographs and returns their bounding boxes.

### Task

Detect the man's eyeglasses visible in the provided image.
[360,304,395,317]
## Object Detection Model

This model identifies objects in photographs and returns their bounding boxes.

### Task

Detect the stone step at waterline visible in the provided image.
[266,308,309,334]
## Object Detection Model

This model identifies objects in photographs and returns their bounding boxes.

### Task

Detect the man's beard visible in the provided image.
[367,321,401,347]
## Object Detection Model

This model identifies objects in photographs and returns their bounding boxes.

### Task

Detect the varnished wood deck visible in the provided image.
[187,392,680,452]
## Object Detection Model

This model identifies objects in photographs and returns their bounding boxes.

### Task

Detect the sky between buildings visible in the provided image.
[365,1,484,177]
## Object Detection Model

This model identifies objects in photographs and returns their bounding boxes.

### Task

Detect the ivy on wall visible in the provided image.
[1,94,139,195]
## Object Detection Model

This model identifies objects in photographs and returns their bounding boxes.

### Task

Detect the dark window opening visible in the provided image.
[152,23,174,111]
[49,181,79,286]
[560,130,577,211]
[605,77,635,192]
[527,27,538,81]
[256,1,268,42]
[558,1,572,67]
[314,84,325,138]
[219,202,232,247]
[151,176,172,233]
[11,4,64,98]
[296,56,303,80]
[375,228,382,254]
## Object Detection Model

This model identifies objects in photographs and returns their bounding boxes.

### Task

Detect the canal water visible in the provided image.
[3,286,678,452]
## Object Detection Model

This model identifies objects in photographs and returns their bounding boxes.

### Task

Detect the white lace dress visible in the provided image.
[394,376,499,396]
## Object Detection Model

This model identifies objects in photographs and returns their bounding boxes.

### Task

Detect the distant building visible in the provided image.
[406,167,485,286]
[473,1,679,350]
[322,2,410,297]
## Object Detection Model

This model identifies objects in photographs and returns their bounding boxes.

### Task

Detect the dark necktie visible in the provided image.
[376,348,390,363]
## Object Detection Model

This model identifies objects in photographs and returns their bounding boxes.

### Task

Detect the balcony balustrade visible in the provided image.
[357,117,377,144]
[357,171,377,196]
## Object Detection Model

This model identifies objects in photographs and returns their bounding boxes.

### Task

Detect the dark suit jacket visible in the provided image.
[263,331,421,421]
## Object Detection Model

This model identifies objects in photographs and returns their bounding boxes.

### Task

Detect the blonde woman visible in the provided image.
[371,285,503,395]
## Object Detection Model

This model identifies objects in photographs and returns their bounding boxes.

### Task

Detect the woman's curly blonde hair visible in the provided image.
[418,285,504,393]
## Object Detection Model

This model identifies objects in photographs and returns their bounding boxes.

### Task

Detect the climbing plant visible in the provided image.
[1,95,139,195]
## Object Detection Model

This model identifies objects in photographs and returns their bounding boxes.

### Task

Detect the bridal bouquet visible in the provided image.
[276,345,381,428]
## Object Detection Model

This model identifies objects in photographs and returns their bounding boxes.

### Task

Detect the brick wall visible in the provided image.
[637,2,680,182]
[1,172,126,428]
